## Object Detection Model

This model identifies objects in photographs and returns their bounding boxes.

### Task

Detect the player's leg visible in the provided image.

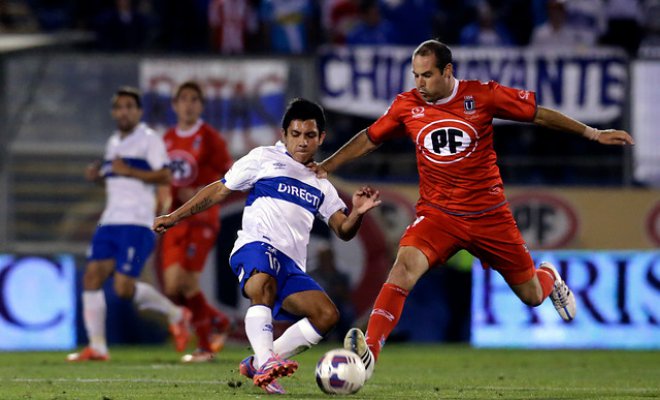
[365,246,428,358]
[348,212,459,378]
[67,258,115,361]
[343,246,428,379]
[112,226,191,350]
[68,225,117,362]
[509,263,576,321]
[160,223,188,302]
[472,207,576,321]
[176,225,231,357]
[275,274,339,359]
[230,242,298,393]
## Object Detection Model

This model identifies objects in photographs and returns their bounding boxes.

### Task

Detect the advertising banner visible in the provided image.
[139,59,289,157]
[632,61,660,186]
[335,181,660,250]
[0,255,76,350]
[472,250,660,349]
[320,46,627,124]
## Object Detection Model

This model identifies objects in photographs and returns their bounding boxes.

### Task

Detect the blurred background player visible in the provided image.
[67,87,191,362]
[312,39,635,380]
[160,81,234,363]
[153,98,381,394]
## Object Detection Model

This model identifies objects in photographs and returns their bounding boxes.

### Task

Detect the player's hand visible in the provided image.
[352,186,382,215]
[111,158,132,176]
[307,161,329,179]
[596,129,634,146]
[84,160,102,182]
[153,214,177,234]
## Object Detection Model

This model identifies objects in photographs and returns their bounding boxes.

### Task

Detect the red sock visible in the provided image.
[536,268,555,300]
[365,283,409,361]
[184,292,212,351]
[202,299,230,332]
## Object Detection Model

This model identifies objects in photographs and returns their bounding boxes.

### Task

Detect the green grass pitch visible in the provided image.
[0,343,658,399]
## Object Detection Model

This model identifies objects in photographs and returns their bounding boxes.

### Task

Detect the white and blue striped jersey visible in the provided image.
[98,123,169,227]
[223,141,347,272]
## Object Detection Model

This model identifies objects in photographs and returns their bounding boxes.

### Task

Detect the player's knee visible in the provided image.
[520,291,544,307]
[113,281,134,299]
[245,273,277,306]
[82,272,102,290]
[388,262,419,290]
[312,305,340,334]
[162,281,180,298]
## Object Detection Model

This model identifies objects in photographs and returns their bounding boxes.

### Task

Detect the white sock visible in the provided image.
[82,290,107,354]
[133,282,182,324]
[274,317,323,359]
[245,305,274,369]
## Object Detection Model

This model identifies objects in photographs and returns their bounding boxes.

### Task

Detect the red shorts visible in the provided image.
[161,221,218,272]
[399,204,535,285]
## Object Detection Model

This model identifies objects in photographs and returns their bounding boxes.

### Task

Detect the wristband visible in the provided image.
[583,126,601,141]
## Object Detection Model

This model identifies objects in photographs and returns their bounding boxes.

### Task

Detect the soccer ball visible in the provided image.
[315,348,366,395]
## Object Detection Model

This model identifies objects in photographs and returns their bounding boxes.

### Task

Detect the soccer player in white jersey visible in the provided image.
[67,87,192,362]
[154,98,381,394]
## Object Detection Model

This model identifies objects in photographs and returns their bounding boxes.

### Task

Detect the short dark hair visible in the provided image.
[112,86,142,109]
[413,40,453,72]
[174,80,204,102]
[281,98,326,133]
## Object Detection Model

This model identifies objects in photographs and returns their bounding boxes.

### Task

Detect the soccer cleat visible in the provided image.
[181,350,215,363]
[259,379,286,395]
[540,262,577,321]
[209,316,234,353]
[169,307,192,352]
[253,354,298,393]
[344,328,375,380]
[239,355,257,379]
[66,347,109,362]
[239,355,286,394]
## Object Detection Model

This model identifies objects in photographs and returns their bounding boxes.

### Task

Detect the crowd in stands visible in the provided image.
[1,0,659,57]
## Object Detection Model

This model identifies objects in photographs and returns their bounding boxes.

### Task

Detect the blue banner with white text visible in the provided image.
[472,250,660,349]
[319,46,627,124]
[0,255,76,350]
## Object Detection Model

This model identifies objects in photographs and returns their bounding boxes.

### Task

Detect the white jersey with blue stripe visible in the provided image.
[99,123,169,227]
[223,141,347,272]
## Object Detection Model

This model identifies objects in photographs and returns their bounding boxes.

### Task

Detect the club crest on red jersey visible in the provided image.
[464,96,476,115]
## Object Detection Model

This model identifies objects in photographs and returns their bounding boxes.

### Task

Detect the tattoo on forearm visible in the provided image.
[190,197,212,216]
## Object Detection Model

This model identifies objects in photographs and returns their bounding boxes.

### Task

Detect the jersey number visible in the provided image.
[265,251,281,274]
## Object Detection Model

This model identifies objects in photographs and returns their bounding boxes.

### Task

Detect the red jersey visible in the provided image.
[164,121,233,228]
[368,79,537,215]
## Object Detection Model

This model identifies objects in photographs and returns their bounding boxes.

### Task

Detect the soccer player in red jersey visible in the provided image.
[160,81,234,362]
[312,40,634,379]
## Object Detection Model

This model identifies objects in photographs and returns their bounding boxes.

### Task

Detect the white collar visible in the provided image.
[424,77,460,105]
[175,119,203,138]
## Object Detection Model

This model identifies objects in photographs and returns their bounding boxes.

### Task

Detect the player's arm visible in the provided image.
[328,186,381,241]
[153,180,233,233]
[313,130,379,178]
[155,184,172,216]
[85,160,105,185]
[533,106,634,146]
[111,158,172,184]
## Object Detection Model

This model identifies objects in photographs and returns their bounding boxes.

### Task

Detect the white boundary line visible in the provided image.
[4,378,658,393]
